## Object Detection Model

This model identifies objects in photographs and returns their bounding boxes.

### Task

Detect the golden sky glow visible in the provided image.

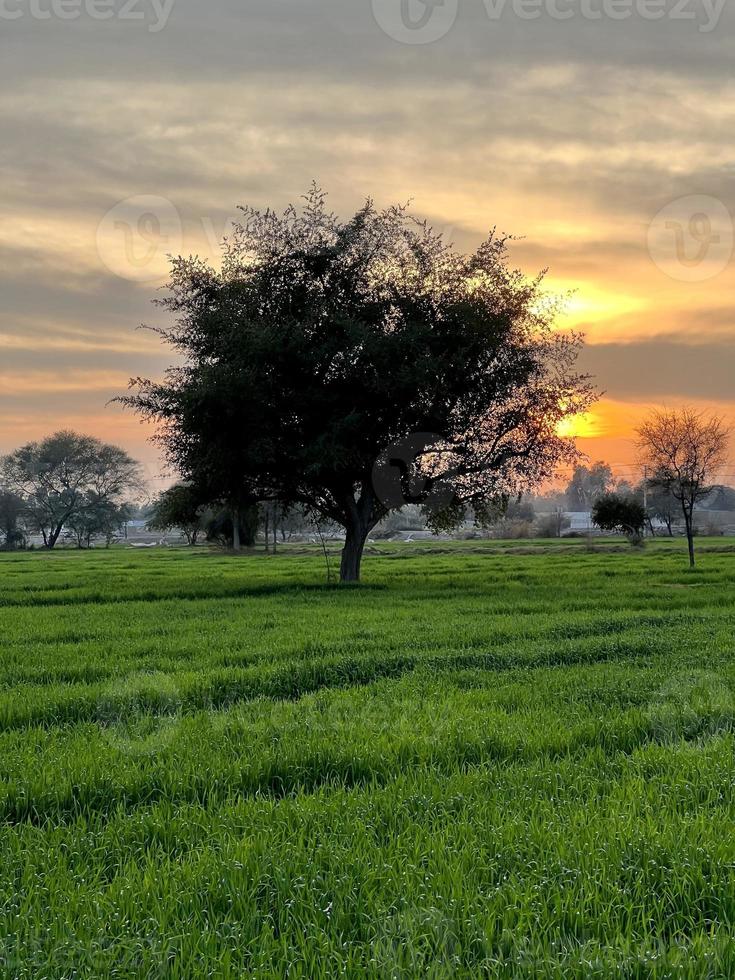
[1,7,734,487]
[556,411,605,442]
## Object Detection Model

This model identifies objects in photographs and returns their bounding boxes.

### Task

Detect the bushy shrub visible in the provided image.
[592,494,646,546]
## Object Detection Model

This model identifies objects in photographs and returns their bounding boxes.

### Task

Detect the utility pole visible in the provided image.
[642,465,648,536]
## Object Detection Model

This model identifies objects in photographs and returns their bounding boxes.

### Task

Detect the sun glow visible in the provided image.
[556,411,603,440]
[546,280,646,335]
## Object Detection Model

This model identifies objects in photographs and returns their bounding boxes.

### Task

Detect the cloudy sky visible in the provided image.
[2,0,734,488]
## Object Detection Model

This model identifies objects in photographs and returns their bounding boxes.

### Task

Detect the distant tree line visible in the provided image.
[1,412,728,572]
[146,417,728,554]
[145,485,317,551]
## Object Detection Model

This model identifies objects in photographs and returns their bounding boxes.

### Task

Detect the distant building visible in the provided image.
[563,511,686,536]
[565,511,594,532]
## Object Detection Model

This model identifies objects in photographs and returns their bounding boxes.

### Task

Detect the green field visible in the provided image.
[2,540,735,977]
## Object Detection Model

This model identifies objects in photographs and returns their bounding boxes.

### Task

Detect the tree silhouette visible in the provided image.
[121,187,595,581]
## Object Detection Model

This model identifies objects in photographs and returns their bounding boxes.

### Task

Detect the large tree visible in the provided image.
[2,431,143,548]
[637,408,730,567]
[121,188,595,581]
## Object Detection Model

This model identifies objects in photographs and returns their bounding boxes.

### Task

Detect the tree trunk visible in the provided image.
[338,484,380,583]
[683,508,695,567]
[340,524,369,582]
[232,506,241,553]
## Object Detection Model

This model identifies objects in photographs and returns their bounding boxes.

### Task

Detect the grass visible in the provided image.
[1,538,735,977]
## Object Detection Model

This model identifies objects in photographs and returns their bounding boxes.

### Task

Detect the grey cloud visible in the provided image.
[1,0,733,84]
[0,344,171,375]
[580,339,735,401]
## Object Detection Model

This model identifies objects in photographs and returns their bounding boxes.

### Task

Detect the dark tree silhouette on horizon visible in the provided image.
[121,187,595,582]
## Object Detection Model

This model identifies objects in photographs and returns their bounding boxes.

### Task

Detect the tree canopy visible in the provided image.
[2,431,143,548]
[122,187,595,581]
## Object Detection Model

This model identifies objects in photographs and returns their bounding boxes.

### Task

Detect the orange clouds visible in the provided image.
[2,52,735,480]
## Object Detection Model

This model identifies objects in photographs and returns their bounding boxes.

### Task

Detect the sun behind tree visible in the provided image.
[121,186,596,582]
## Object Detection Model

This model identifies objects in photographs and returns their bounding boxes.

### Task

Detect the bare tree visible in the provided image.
[535,507,570,538]
[636,408,730,567]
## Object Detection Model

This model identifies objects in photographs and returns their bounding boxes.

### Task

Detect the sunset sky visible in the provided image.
[2,0,734,491]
